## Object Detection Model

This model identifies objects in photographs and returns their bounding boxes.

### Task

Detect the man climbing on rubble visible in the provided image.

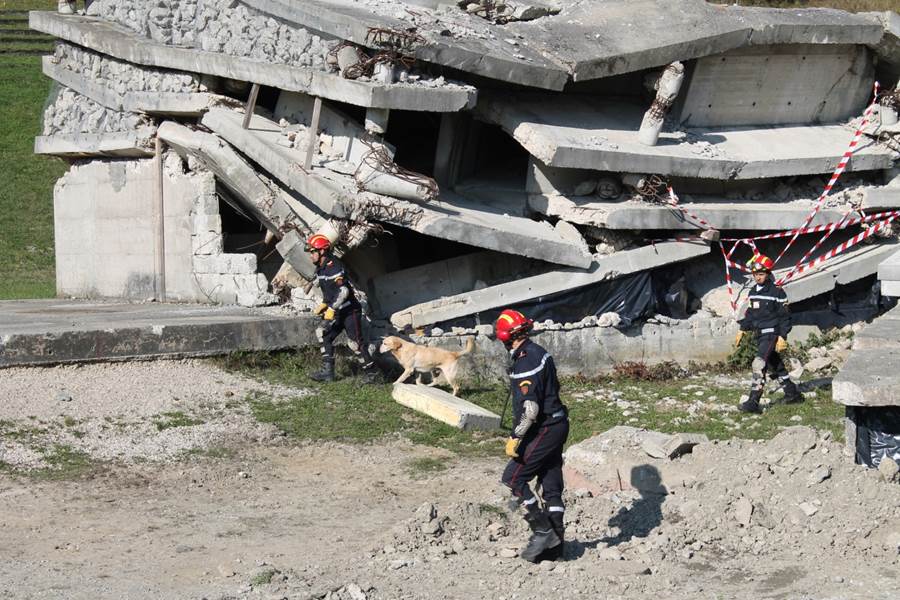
[305,233,379,384]
[496,309,569,562]
[735,253,802,414]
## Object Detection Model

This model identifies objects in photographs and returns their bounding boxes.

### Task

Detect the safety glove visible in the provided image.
[313,302,328,316]
[775,336,788,352]
[733,330,744,347]
[505,437,520,458]
[323,307,336,321]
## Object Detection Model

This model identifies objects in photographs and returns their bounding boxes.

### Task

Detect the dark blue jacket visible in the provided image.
[315,255,360,311]
[509,339,566,437]
[739,278,791,337]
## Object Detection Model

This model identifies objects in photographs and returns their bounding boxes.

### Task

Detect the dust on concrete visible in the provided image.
[0,360,898,600]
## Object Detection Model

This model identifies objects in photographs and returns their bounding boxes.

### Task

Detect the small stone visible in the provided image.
[734,497,753,527]
[346,583,367,600]
[599,547,623,561]
[238,471,250,479]
[539,560,556,571]
[56,390,73,402]
[790,415,803,422]
[218,564,235,578]
[798,502,818,517]
[420,519,442,536]
[574,488,593,498]
[832,576,844,583]
[878,457,900,483]
[389,559,408,570]
[499,547,518,558]
[806,465,831,487]
[681,548,694,560]
[429,327,444,336]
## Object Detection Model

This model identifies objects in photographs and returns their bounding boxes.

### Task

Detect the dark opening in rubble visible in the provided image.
[217,187,281,281]
[458,122,529,188]
[383,110,442,176]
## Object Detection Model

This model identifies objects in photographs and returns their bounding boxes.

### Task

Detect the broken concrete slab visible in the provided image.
[30,11,476,112]
[391,383,500,431]
[42,56,230,116]
[0,300,318,368]
[34,128,156,157]
[877,247,900,286]
[245,0,881,88]
[833,347,900,407]
[642,431,708,459]
[203,108,593,268]
[477,95,896,180]
[782,242,899,304]
[390,241,710,329]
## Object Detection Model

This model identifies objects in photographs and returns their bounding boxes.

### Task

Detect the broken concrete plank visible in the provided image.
[390,241,710,329]
[833,347,900,407]
[203,108,593,268]
[641,431,674,459]
[877,248,900,283]
[477,95,895,180]
[29,11,476,112]
[663,433,709,459]
[783,242,899,304]
[34,129,156,157]
[0,299,319,368]
[42,56,227,116]
[391,383,500,431]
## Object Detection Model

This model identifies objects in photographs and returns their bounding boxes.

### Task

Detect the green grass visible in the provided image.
[153,411,204,431]
[31,444,93,480]
[406,456,449,478]
[249,569,278,587]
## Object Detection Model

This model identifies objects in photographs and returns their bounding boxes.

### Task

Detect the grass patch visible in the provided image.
[478,503,508,518]
[250,569,278,586]
[183,446,238,460]
[32,444,92,480]
[406,456,449,478]
[153,411,203,431]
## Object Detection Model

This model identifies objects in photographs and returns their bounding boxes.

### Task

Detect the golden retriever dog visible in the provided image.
[379,336,475,397]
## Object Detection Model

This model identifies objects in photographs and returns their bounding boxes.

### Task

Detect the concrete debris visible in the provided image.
[461,0,561,24]
[878,457,900,483]
[638,62,684,147]
[42,87,154,136]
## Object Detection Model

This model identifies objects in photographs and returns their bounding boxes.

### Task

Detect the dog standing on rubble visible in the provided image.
[379,336,474,397]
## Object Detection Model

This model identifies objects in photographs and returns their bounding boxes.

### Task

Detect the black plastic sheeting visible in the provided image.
[853,406,900,468]
[436,270,667,332]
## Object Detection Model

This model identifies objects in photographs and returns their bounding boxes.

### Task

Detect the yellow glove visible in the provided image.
[505,437,520,458]
[323,307,336,321]
[313,302,328,316]
[734,330,744,347]
[775,336,788,352]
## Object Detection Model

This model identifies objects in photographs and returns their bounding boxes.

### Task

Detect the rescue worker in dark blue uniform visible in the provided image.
[496,309,569,562]
[736,252,802,414]
[305,233,378,383]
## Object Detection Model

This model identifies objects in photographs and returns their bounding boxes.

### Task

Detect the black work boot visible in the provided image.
[779,380,803,404]
[536,510,565,562]
[520,511,561,563]
[738,388,763,414]
[310,359,335,382]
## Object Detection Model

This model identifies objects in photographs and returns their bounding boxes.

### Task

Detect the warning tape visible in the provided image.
[771,81,881,267]
[666,187,715,231]
[720,210,900,242]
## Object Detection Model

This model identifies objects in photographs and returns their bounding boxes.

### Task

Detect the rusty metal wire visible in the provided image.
[878,87,900,110]
[329,28,425,80]
[354,136,440,202]
[634,174,670,203]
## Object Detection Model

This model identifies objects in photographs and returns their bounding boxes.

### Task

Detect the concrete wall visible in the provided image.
[679,44,873,127]
[54,156,270,305]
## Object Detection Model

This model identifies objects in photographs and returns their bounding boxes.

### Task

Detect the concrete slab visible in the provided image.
[477,95,895,180]
[390,241,710,329]
[883,280,900,297]
[42,56,230,116]
[203,108,593,268]
[391,383,500,431]
[34,128,156,157]
[833,305,900,406]
[782,242,899,303]
[877,248,900,283]
[29,12,476,112]
[245,0,881,88]
[0,300,317,368]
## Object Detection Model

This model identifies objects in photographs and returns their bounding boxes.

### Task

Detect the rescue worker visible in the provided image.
[735,252,802,414]
[496,309,569,562]
[305,233,378,383]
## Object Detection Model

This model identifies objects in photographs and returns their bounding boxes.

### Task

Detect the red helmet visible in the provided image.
[747,252,774,272]
[495,309,533,344]
[306,233,331,252]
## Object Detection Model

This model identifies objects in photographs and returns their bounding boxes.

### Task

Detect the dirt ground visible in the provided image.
[1,361,898,600]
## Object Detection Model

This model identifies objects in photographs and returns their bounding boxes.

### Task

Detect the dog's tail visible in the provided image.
[453,336,476,358]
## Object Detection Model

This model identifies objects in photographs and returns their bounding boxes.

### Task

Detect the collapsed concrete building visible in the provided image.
[28,0,900,369]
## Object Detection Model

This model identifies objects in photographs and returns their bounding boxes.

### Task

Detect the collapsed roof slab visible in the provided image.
[477,96,896,180]
[833,305,900,407]
[781,242,899,304]
[29,12,475,112]
[157,121,321,278]
[34,128,156,158]
[390,241,710,329]
[202,108,593,269]
[42,57,230,116]
[244,0,882,88]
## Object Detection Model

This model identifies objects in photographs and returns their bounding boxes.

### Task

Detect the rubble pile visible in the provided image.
[41,87,154,136]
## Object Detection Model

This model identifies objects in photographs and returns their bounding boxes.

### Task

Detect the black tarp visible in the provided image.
[853,406,900,468]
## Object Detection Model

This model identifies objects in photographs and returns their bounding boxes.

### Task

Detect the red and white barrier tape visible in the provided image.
[720,210,900,242]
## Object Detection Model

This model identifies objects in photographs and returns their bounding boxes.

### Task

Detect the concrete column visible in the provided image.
[638,62,684,146]
[242,83,261,130]
[434,113,466,188]
[365,108,390,135]
[154,137,167,301]
[303,96,322,171]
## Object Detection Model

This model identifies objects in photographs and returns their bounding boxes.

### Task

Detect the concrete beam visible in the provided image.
[203,108,594,268]
[391,241,710,329]
[877,248,900,283]
[782,242,899,304]
[392,383,501,431]
[34,128,156,157]
[42,56,228,116]
[477,95,895,180]
[29,11,476,112]
[0,300,318,368]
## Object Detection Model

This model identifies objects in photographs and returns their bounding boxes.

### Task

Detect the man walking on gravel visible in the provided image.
[735,253,802,414]
[305,233,379,383]
[496,309,569,562]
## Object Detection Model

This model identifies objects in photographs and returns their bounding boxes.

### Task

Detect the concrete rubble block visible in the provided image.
[35,129,157,158]
[191,231,224,256]
[877,248,900,285]
[641,431,708,459]
[476,95,896,180]
[782,242,899,304]
[191,214,222,233]
[391,383,501,431]
[833,347,900,407]
[563,426,696,497]
[391,241,709,329]
[29,12,476,111]
[192,254,258,275]
[203,108,593,268]
[0,300,319,367]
